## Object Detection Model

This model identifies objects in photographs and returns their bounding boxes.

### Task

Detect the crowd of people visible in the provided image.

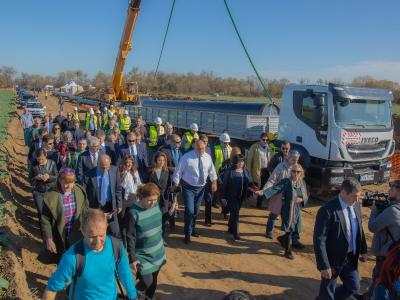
[18,97,400,300]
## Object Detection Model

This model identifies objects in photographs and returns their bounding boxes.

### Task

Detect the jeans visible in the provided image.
[24,128,31,147]
[182,180,205,237]
[204,181,213,224]
[317,253,360,300]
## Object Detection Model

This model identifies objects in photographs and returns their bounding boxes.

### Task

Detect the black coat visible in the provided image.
[313,196,367,271]
[61,119,74,133]
[99,142,117,166]
[222,167,252,204]
[161,145,183,174]
[146,169,170,214]
[76,151,98,183]
[29,160,58,192]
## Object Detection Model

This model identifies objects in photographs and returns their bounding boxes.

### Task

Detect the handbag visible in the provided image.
[268,192,283,215]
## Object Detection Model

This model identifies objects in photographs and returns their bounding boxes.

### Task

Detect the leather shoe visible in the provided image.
[205,221,213,227]
[284,250,294,260]
[191,231,200,238]
[233,234,241,240]
[266,232,273,239]
[277,235,287,249]
[292,241,305,250]
[184,236,191,244]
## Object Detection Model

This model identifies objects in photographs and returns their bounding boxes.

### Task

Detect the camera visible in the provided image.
[362,192,391,211]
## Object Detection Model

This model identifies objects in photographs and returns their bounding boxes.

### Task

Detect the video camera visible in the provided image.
[362,192,391,211]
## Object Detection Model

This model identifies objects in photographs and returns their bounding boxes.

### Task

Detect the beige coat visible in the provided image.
[246,142,270,186]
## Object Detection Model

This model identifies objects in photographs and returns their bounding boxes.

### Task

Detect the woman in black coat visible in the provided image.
[146,151,171,238]
[29,149,58,236]
[222,154,252,240]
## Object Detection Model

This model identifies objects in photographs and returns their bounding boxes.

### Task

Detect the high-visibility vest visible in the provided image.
[102,114,109,128]
[72,112,79,122]
[120,115,131,132]
[269,143,278,155]
[214,144,232,172]
[149,125,158,148]
[183,131,194,151]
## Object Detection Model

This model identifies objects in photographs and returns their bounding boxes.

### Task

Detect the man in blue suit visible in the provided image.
[313,178,367,300]
[118,131,148,180]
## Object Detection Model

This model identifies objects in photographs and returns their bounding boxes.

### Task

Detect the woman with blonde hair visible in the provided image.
[41,168,88,260]
[256,163,308,259]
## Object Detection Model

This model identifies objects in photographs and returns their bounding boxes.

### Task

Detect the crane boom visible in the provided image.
[111,0,141,101]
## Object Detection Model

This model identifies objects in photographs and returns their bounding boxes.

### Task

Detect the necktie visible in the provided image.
[92,153,97,166]
[100,172,108,206]
[198,156,204,185]
[347,206,357,254]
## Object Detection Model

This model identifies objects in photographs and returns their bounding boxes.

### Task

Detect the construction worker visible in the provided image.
[72,107,80,122]
[102,107,109,128]
[119,109,131,136]
[85,108,97,134]
[147,117,165,162]
[182,123,199,152]
[109,104,116,115]
[213,132,233,173]
[267,132,278,155]
[96,110,103,129]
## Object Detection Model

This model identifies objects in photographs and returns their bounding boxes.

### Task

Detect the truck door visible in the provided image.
[291,90,330,165]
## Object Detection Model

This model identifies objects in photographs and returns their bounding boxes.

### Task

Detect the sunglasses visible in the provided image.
[389,183,400,189]
[261,139,268,142]
[62,168,75,175]
[128,139,136,142]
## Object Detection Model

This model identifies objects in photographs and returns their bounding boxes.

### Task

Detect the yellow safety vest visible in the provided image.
[120,115,131,132]
[214,144,232,172]
[149,125,158,147]
[184,131,194,151]
[72,112,79,122]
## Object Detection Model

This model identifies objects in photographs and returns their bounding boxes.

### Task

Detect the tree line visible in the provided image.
[1,66,399,102]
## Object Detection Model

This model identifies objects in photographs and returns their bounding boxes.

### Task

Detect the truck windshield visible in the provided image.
[334,98,391,129]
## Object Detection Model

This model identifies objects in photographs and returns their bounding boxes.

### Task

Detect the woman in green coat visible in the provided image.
[40,168,88,260]
[256,163,308,259]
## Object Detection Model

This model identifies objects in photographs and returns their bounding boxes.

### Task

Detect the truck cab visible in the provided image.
[279,83,394,190]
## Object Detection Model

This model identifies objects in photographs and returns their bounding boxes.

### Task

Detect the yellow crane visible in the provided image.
[109,0,141,102]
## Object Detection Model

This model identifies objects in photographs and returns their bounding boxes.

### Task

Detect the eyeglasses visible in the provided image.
[261,139,268,142]
[128,139,136,143]
[389,183,400,189]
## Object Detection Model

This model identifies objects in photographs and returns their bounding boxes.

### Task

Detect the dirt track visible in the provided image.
[3,93,382,299]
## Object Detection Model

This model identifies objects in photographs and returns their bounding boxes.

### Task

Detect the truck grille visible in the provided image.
[346,140,389,160]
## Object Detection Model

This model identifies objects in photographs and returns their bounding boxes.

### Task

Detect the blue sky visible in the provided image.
[1,0,399,82]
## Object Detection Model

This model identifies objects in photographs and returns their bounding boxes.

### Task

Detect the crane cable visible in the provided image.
[154,0,176,77]
[223,0,274,104]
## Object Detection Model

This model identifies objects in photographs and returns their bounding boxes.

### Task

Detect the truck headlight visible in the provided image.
[330,169,344,174]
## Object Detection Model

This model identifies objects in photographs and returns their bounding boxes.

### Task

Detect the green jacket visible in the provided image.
[41,184,88,253]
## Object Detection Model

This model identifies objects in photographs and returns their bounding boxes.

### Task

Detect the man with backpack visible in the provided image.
[43,208,137,300]
[363,179,400,299]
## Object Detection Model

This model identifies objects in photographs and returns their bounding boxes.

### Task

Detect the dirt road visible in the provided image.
[3,93,380,299]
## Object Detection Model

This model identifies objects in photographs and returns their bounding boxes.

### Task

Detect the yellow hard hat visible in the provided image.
[267,132,276,141]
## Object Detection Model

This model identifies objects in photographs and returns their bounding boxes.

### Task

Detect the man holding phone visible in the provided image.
[82,154,123,238]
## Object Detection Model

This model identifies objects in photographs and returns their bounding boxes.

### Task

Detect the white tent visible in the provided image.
[60,80,83,95]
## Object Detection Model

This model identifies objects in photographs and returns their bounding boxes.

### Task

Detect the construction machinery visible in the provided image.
[109,0,142,102]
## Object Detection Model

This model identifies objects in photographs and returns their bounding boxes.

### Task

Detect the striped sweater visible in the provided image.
[125,203,166,275]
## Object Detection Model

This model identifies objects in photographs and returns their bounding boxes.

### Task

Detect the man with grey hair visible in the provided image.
[96,129,117,165]
[314,178,367,300]
[43,209,137,299]
[76,136,100,183]
[82,154,122,237]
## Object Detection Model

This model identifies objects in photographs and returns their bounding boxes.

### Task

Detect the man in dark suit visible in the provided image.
[71,120,86,145]
[118,132,148,180]
[76,136,100,183]
[157,122,174,149]
[96,129,117,165]
[161,134,183,174]
[82,154,122,238]
[313,178,367,300]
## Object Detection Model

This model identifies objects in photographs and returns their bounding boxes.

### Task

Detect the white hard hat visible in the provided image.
[155,117,162,125]
[96,110,101,114]
[104,107,108,111]
[219,132,231,143]
[74,106,78,111]
[124,110,129,115]
[89,108,94,115]
[190,123,199,132]
[108,111,114,118]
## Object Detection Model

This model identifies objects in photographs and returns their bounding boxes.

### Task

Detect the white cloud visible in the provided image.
[263,61,400,83]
